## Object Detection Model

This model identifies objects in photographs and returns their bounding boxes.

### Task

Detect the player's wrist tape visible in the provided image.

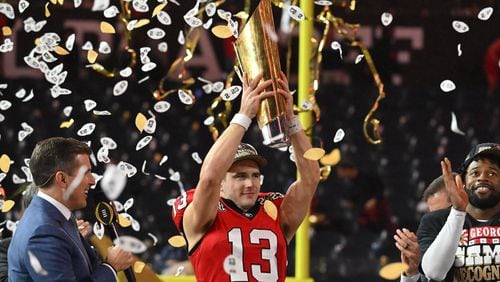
[288,115,303,135]
[230,113,252,131]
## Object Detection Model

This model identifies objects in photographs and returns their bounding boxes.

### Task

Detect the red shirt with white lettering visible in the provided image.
[172,189,287,282]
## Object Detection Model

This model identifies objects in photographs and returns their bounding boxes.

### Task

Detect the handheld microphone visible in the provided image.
[95,201,136,282]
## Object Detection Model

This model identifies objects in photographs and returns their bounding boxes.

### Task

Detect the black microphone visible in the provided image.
[95,201,136,282]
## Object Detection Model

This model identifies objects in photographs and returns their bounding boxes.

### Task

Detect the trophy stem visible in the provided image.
[261,115,289,148]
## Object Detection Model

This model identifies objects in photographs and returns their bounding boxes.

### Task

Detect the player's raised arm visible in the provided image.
[182,73,274,249]
[275,72,321,243]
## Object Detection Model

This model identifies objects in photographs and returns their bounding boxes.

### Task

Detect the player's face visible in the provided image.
[464,158,500,210]
[64,154,95,211]
[221,160,261,211]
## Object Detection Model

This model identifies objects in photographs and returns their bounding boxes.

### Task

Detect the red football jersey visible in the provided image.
[172,189,288,282]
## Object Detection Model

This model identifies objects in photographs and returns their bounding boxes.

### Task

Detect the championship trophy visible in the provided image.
[234,0,289,148]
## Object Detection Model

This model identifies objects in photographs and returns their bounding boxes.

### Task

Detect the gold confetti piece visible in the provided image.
[58,0,63,4]
[234,11,249,20]
[134,19,150,29]
[303,148,326,161]
[34,38,41,46]
[49,0,57,4]
[168,235,187,248]
[379,262,408,280]
[211,25,233,39]
[59,118,74,128]
[320,148,341,166]
[45,3,51,17]
[319,166,331,181]
[1,200,15,213]
[2,26,12,36]
[100,22,116,34]
[54,46,69,55]
[263,200,277,220]
[133,261,145,273]
[153,3,167,17]
[135,113,147,133]
[0,154,11,173]
[87,49,98,64]
[118,214,131,227]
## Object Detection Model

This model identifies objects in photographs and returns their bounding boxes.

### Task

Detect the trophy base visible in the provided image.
[261,115,290,149]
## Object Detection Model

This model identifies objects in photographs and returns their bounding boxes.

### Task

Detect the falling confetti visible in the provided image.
[379,262,408,280]
[333,129,345,143]
[330,41,343,60]
[133,261,145,273]
[452,20,469,33]
[477,7,493,21]
[27,250,48,276]
[113,236,147,254]
[0,154,11,173]
[354,54,364,64]
[168,235,187,248]
[135,113,147,132]
[450,112,465,135]
[287,5,305,21]
[263,200,278,220]
[303,148,326,161]
[381,12,393,26]
[457,43,462,57]
[440,80,456,93]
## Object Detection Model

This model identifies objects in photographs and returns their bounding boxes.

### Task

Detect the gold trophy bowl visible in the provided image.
[234,0,289,148]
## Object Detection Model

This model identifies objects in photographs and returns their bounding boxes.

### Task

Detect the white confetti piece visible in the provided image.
[333,129,345,143]
[223,255,242,276]
[158,42,168,52]
[147,28,166,40]
[314,0,333,6]
[450,112,465,135]
[27,250,48,276]
[98,41,111,54]
[355,54,364,64]
[0,3,15,19]
[178,89,193,105]
[220,85,242,101]
[84,99,97,112]
[166,198,176,206]
[50,85,72,98]
[81,41,94,51]
[22,90,34,102]
[330,41,343,60]
[381,12,393,26]
[0,100,12,111]
[97,146,110,163]
[113,236,147,254]
[113,201,124,212]
[141,62,156,72]
[18,0,29,13]
[212,82,224,93]
[169,170,180,182]
[159,155,168,166]
[138,76,149,84]
[477,7,493,21]
[0,114,3,123]
[440,80,456,93]
[178,30,185,45]
[119,67,132,77]
[205,2,216,17]
[103,6,119,18]
[136,136,152,151]
[93,110,111,116]
[148,233,158,246]
[91,0,110,11]
[113,80,128,96]
[21,166,32,182]
[63,166,86,201]
[74,0,82,8]
[287,5,305,21]
[124,198,134,212]
[143,118,156,134]
[93,222,105,240]
[203,18,213,29]
[191,152,202,164]
[77,123,96,136]
[301,99,313,111]
[131,218,140,231]
[63,106,73,117]
[203,116,214,126]
[153,101,170,113]
[13,174,26,184]
[452,20,469,33]
[132,0,149,12]
[101,164,127,200]
[175,266,184,276]
[100,137,117,150]
[21,122,34,133]
[457,43,462,57]
[157,11,172,25]
[185,17,203,28]
[15,88,27,99]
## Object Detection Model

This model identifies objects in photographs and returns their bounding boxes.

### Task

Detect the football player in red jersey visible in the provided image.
[172,72,320,282]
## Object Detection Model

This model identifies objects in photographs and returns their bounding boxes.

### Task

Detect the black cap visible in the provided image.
[461,143,500,172]
[233,143,267,168]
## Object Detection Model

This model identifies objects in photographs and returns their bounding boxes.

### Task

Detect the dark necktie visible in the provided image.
[68,215,92,273]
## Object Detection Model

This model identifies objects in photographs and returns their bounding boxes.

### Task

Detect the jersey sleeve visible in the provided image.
[171,189,195,233]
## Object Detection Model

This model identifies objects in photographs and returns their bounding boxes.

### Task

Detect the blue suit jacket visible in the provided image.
[7,196,116,282]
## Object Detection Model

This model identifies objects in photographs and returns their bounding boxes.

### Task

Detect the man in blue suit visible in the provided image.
[8,137,134,281]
